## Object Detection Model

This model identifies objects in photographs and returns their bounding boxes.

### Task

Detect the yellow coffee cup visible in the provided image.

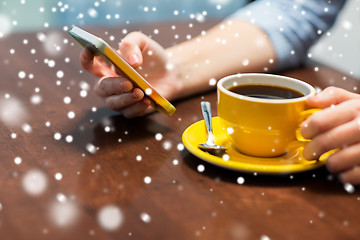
[217,73,316,158]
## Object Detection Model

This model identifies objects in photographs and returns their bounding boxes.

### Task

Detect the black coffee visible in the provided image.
[228,84,304,100]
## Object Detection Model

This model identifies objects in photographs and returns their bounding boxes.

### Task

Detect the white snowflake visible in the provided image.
[56,193,67,203]
[54,132,62,140]
[155,133,163,141]
[30,94,42,105]
[0,96,28,127]
[144,176,152,184]
[55,172,63,181]
[209,78,217,86]
[163,141,172,150]
[86,143,97,154]
[49,200,78,227]
[56,70,64,78]
[0,14,12,38]
[67,111,75,119]
[344,183,355,194]
[237,177,245,184]
[63,96,71,104]
[14,157,22,165]
[18,71,26,79]
[22,169,48,196]
[65,135,73,143]
[21,123,32,133]
[140,212,151,223]
[177,143,184,151]
[97,205,124,231]
[197,164,205,172]
[88,8,98,18]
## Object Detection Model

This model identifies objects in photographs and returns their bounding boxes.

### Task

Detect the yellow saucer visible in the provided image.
[182,117,330,174]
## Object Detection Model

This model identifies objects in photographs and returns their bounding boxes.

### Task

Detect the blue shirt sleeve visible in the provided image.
[229,0,346,71]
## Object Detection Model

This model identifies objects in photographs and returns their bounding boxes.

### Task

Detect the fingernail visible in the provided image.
[325,158,335,172]
[82,52,88,60]
[131,91,140,99]
[128,54,139,65]
[338,173,346,183]
[302,145,317,160]
[300,116,317,140]
[141,98,151,106]
[94,84,104,96]
[300,122,310,138]
[82,50,91,61]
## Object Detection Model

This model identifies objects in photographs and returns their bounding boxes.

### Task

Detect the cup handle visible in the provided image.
[296,108,321,142]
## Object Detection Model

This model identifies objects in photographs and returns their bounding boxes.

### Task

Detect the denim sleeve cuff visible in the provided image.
[227,0,345,72]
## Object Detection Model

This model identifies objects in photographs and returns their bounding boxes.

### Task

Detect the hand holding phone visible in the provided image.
[69,25,176,116]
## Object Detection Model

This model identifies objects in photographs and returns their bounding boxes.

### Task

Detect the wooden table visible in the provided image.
[1,20,360,240]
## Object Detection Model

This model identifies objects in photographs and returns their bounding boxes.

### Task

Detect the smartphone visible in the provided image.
[68,25,176,116]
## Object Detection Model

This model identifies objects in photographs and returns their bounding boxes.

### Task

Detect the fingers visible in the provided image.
[106,93,153,118]
[302,116,360,160]
[80,31,163,118]
[301,98,360,160]
[80,31,156,77]
[101,83,153,118]
[80,48,115,77]
[105,88,145,111]
[94,76,133,98]
[339,167,360,185]
[107,95,153,118]
[93,76,154,118]
[301,87,360,185]
[301,99,360,139]
[327,143,360,184]
[80,48,95,72]
[306,86,360,109]
[121,98,153,118]
[327,143,360,173]
[303,117,360,185]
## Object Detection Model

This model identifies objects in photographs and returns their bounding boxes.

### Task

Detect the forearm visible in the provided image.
[166,19,276,99]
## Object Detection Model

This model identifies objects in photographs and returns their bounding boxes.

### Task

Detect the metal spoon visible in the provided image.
[198,101,227,154]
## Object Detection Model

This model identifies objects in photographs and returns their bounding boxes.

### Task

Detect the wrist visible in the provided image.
[164,48,188,100]
[165,47,215,100]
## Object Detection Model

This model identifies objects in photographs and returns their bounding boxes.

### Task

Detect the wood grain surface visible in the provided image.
[0,20,360,240]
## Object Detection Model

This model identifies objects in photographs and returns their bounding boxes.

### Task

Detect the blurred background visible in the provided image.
[0,0,247,31]
[0,0,359,78]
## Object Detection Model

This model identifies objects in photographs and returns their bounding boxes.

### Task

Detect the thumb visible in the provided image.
[117,32,148,68]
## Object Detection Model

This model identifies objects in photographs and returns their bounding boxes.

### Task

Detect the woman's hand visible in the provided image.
[80,32,182,118]
[301,86,360,184]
